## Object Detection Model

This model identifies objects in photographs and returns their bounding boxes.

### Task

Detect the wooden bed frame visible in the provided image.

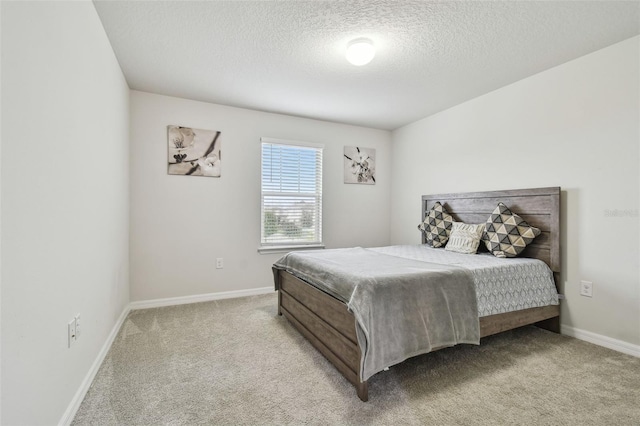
[273,187,561,401]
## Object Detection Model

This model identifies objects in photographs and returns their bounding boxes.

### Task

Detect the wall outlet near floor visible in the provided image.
[216,258,224,269]
[68,318,77,348]
[68,314,82,347]
[580,280,593,297]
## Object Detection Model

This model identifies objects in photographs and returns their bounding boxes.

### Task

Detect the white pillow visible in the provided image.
[445,222,485,254]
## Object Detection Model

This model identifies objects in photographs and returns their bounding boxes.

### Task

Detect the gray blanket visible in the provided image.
[273,247,480,381]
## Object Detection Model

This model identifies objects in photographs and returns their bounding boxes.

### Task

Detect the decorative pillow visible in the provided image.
[418,202,454,248]
[445,222,485,254]
[483,202,541,258]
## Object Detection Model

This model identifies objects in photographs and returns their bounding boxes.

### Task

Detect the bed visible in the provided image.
[272,187,561,401]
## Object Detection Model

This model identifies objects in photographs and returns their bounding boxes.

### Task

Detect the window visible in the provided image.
[260,137,323,249]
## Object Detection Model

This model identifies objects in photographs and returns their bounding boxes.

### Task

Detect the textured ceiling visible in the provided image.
[94,1,640,130]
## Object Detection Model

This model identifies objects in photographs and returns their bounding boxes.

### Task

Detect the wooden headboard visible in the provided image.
[422,187,561,274]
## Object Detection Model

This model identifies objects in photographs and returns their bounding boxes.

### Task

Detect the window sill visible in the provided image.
[258,244,325,254]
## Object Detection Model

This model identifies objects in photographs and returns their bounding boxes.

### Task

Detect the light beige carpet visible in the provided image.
[72,293,640,425]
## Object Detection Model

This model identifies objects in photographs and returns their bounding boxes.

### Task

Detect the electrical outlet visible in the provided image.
[68,319,77,348]
[580,280,593,298]
[216,258,224,269]
[75,314,81,339]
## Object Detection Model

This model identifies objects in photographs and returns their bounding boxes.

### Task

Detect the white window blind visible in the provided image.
[261,138,323,247]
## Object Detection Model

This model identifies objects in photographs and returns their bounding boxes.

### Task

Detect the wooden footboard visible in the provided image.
[277,269,369,401]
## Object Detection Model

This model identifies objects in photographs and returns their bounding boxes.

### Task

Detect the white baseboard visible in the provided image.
[129,286,274,310]
[60,286,275,424]
[561,325,640,358]
[58,305,131,426]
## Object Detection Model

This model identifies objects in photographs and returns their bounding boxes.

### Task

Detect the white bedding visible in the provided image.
[369,245,559,317]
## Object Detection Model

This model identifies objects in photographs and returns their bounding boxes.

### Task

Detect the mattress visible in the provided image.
[369,245,559,317]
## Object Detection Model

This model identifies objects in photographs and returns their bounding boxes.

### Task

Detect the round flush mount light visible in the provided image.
[346,38,375,66]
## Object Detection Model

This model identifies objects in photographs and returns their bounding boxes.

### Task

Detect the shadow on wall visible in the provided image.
[560,188,575,327]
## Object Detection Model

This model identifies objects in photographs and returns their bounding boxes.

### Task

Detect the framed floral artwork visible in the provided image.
[344,146,375,184]
[167,125,221,177]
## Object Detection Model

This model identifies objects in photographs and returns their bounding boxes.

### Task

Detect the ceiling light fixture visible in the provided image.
[346,38,375,66]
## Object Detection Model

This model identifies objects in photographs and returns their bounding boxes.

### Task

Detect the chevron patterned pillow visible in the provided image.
[418,202,454,248]
[482,202,541,258]
[445,222,485,254]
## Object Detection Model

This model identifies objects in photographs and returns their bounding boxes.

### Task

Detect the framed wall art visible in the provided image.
[167,125,221,177]
[344,146,375,184]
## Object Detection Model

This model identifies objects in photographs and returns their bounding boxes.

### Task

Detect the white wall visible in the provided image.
[130,91,391,301]
[0,1,4,422]
[1,2,130,424]
[391,36,640,346]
